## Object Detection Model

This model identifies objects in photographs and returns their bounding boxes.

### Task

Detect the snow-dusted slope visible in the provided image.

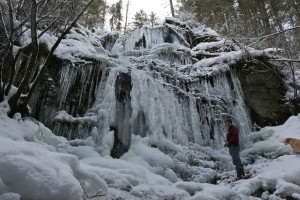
[1,104,300,199]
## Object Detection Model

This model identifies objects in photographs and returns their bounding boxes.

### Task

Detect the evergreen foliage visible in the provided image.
[149,11,159,27]
[82,0,107,29]
[133,9,148,29]
[109,0,123,31]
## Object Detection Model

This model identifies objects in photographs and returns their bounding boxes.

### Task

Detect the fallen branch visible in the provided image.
[22,117,40,126]
[80,183,90,199]
[90,190,106,198]
[80,182,106,200]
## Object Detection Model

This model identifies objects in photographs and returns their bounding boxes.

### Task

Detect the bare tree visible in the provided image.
[124,0,130,34]
[169,0,175,17]
[0,0,96,116]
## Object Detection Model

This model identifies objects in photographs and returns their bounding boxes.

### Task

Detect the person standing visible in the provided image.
[224,119,245,179]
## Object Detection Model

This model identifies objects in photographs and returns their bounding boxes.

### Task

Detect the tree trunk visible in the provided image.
[124,0,130,34]
[0,56,3,102]
[8,0,96,117]
[8,0,39,116]
[21,0,96,111]
[169,0,175,17]
[257,0,271,34]
[100,0,107,29]
[3,0,15,96]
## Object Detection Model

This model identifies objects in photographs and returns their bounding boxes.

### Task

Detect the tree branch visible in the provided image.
[13,17,30,32]
[36,0,47,7]
[23,0,96,108]
[36,0,64,24]
[248,26,300,47]
[38,16,59,38]
[269,59,300,63]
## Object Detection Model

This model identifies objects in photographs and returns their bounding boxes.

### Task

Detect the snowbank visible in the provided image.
[1,105,300,199]
[0,114,108,200]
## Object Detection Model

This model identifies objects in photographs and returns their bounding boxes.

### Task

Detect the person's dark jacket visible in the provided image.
[227,125,239,146]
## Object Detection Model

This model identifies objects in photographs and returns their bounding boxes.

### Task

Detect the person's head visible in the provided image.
[225,119,232,128]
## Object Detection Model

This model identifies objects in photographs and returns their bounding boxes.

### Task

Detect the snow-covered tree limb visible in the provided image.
[0,0,96,116]
[21,0,96,112]
[270,59,300,63]
[38,16,59,38]
[248,26,300,47]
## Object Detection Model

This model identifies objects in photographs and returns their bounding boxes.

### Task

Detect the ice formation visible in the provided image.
[29,18,279,158]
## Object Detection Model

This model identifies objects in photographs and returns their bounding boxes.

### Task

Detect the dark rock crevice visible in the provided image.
[111,72,132,158]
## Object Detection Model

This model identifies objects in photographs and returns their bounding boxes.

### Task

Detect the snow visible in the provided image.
[192,39,232,52]
[1,108,300,199]
[18,24,110,65]
[192,26,220,37]
[3,17,300,200]
[121,135,175,170]
[0,113,108,200]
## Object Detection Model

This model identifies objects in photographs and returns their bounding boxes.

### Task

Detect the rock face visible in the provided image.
[29,18,292,157]
[236,58,291,127]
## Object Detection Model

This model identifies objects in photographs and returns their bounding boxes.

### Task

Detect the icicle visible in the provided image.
[91,67,120,145]
[130,69,188,146]
[58,63,78,110]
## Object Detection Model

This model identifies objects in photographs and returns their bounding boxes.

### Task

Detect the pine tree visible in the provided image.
[109,0,123,32]
[100,0,108,29]
[109,4,117,31]
[178,0,299,48]
[149,12,159,27]
[124,0,130,34]
[83,0,106,29]
[133,10,148,29]
[115,0,123,31]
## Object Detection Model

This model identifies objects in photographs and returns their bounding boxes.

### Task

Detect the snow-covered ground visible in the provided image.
[1,99,300,200]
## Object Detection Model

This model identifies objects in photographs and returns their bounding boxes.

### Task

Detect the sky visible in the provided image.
[107,0,174,23]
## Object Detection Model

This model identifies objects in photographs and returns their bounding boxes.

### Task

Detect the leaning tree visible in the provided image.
[0,0,95,116]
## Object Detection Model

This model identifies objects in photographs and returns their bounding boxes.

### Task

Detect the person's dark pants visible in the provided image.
[229,146,243,170]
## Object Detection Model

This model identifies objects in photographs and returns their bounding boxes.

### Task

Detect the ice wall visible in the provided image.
[30,18,254,157]
[126,64,251,150]
[30,61,107,139]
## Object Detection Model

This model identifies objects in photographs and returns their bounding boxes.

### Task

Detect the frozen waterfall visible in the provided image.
[29,18,255,158]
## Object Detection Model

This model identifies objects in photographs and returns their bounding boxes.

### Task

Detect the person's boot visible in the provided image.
[240,168,245,177]
[236,169,245,180]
